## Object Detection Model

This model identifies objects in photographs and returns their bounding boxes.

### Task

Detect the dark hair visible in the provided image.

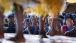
[62,12,66,16]
[74,10,76,14]
[58,18,63,26]
[65,13,74,21]
[23,18,30,23]
[58,15,64,19]
[30,15,36,22]
[8,15,14,18]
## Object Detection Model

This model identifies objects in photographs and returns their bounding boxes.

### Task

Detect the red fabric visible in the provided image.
[63,25,66,33]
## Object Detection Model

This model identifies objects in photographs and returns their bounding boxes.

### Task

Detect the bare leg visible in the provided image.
[0,6,4,38]
[9,3,25,42]
[39,16,47,38]
[49,17,58,36]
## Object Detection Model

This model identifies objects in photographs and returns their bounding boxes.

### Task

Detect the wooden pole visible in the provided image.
[39,16,47,38]
[0,6,4,38]
[9,3,25,42]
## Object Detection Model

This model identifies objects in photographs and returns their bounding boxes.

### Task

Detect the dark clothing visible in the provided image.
[4,22,16,33]
[64,26,76,37]
[24,29,29,34]
[23,27,29,34]
[74,24,76,26]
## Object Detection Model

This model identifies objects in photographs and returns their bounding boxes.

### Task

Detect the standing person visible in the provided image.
[26,15,39,34]
[61,14,74,35]
[4,15,16,33]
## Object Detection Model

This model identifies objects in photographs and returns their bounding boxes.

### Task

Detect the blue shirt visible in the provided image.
[65,26,76,32]
[45,26,51,35]
[29,26,39,34]
[66,26,71,32]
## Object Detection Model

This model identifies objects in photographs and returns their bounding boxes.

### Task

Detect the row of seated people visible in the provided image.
[3,13,76,36]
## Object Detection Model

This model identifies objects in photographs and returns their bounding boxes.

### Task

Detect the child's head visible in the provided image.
[8,15,14,23]
[31,15,36,24]
[24,18,30,27]
[65,13,74,26]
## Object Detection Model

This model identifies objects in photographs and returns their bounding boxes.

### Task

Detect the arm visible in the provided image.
[55,21,62,35]
[61,26,65,35]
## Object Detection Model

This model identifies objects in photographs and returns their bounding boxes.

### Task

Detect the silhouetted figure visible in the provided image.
[4,15,16,33]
